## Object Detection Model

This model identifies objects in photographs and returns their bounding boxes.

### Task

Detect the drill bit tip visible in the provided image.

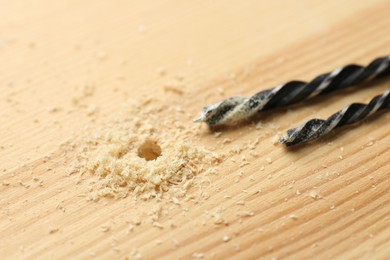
[193,97,247,126]
[193,101,223,123]
[193,113,206,123]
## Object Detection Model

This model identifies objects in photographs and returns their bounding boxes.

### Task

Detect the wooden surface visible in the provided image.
[1,0,390,259]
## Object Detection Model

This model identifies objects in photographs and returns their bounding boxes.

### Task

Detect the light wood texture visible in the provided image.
[1,1,389,259]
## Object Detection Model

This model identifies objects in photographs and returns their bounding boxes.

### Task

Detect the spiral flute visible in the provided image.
[194,55,390,127]
[280,89,390,146]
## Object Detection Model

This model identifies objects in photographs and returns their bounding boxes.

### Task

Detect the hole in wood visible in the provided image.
[137,140,162,161]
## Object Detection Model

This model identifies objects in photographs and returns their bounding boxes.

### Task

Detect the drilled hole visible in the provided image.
[137,140,162,161]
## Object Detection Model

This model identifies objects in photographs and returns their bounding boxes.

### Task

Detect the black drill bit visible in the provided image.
[194,55,390,127]
[280,89,390,146]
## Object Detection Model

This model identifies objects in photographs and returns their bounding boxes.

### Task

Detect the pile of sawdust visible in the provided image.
[74,98,221,199]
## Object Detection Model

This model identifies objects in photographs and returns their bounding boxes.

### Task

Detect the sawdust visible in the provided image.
[71,98,221,200]
[222,235,230,242]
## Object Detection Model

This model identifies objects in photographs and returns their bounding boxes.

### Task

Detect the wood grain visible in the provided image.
[1,0,389,259]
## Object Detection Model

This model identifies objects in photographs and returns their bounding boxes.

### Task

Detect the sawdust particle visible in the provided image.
[309,191,321,200]
[192,252,205,259]
[96,51,107,60]
[153,221,164,229]
[222,235,231,242]
[238,210,255,217]
[101,225,111,232]
[158,67,167,76]
[49,227,59,234]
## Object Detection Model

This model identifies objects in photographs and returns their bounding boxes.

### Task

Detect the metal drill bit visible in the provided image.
[280,89,390,146]
[194,55,390,127]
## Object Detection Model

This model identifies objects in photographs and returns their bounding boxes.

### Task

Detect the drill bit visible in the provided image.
[194,55,390,127]
[280,89,390,146]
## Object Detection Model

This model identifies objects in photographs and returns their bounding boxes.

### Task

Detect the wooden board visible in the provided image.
[1,0,389,259]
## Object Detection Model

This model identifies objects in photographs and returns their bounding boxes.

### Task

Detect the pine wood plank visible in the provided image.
[1,1,389,259]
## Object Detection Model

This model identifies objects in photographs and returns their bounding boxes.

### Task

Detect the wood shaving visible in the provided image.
[132,218,142,226]
[309,191,321,200]
[192,252,205,259]
[49,227,59,234]
[212,212,226,225]
[163,85,184,95]
[101,225,111,232]
[238,210,254,217]
[153,221,164,229]
[222,235,231,242]
[131,249,142,260]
